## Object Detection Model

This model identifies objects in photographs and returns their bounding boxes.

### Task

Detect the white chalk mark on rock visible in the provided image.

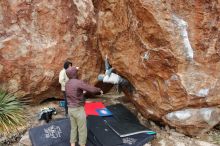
[173,15,194,61]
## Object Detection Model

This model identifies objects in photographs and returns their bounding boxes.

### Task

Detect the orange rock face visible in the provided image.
[0,0,219,135]
[0,0,102,103]
[96,0,220,135]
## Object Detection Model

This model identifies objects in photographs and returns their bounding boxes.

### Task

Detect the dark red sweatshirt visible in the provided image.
[65,67,101,108]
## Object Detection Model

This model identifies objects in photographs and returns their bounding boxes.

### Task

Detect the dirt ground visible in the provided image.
[1,90,220,146]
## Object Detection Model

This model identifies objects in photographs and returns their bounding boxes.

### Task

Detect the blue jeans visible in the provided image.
[63,91,68,116]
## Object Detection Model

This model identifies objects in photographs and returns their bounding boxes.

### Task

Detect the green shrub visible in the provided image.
[0,90,26,134]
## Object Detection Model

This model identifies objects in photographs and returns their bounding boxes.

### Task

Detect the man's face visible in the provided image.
[68,64,72,69]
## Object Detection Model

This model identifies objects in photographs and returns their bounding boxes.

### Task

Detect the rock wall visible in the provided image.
[96,0,220,135]
[0,0,219,135]
[0,0,102,103]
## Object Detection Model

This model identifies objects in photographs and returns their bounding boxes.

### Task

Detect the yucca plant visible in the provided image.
[0,90,27,135]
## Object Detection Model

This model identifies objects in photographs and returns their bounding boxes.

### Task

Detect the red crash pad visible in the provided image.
[84,102,105,116]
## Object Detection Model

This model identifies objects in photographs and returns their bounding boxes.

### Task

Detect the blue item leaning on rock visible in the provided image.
[59,100,66,107]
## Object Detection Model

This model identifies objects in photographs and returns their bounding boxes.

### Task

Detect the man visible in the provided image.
[97,55,133,92]
[59,61,72,117]
[65,67,103,146]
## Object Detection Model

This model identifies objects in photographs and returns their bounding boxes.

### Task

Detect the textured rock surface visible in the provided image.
[0,0,102,103]
[163,107,220,136]
[0,0,219,135]
[96,0,220,135]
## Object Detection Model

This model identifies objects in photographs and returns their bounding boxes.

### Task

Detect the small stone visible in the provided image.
[144,143,151,146]
[165,125,170,131]
[170,131,185,137]
[150,121,156,126]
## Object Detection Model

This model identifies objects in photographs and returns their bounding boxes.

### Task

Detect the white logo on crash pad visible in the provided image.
[122,137,137,145]
[44,125,62,139]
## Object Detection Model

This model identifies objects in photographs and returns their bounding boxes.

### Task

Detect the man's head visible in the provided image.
[98,74,105,81]
[66,67,78,79]
[64,61,72,70]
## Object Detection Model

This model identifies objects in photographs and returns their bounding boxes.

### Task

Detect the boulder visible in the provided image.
[0,0,102,103]
[96,0,220,135]
[0,0,219,135]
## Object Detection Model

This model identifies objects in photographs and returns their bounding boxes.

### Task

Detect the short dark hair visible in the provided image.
[64,61,72,69]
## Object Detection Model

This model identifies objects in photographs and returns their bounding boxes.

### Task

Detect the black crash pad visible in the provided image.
[87,115,123,146]
[88,129,155,146]
[29,118,71,146]
[104,104,152,137]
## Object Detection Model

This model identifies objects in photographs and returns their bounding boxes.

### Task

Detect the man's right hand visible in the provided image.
[100,90,104,95]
